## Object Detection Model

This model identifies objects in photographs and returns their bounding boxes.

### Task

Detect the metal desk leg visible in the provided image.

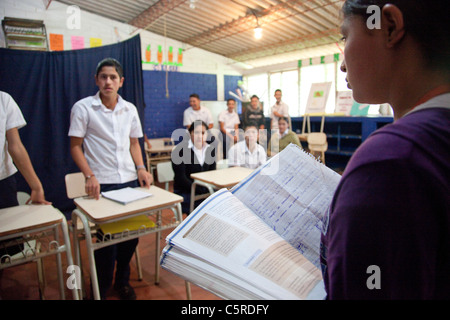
[73,210,101,300]
[190,181,197,214]
[185,281,192,300]
[155,210,161,284]
[53,224,65,299]
[60,217,79,300]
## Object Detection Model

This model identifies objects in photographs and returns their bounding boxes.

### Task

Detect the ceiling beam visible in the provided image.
[182,0,341,49]
[128,0,188,30]
[226,27,341,61]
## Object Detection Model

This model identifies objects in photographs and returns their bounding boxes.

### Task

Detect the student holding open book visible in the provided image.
[321,0,450,299]
[68,58,152,300]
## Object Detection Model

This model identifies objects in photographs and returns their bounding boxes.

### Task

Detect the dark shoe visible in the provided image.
[115,284,136,300]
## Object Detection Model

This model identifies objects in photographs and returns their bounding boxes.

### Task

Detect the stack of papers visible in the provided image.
[101,187,152,205]
[160,144,341,300]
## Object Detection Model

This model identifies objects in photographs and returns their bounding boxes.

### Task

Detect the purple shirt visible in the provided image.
[320,105,450,299]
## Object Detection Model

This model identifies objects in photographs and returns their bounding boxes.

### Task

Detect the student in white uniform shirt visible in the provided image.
[0,91,51,258]
[182,93,214,129]
[270,89,289,130]
[68,58,152,300]
[227,124,266,169]
[218,98,240,158]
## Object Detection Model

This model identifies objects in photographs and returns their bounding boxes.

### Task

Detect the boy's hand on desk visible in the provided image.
[85,176,100,200]
[138,168,153,188]
[27,188,52,205]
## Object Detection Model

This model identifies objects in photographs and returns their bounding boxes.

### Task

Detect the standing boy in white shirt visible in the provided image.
[270,89,289,130]
[68,58,152,300]
[218,98,240,158]
[182,93,214,129]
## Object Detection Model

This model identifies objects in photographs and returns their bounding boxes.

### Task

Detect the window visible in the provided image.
[243,73,269,112]
[269,70,299,117]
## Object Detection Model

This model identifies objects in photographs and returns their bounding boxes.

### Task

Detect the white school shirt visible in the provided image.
[183,106,213,127]
[227,140,266,169]
[218,110,240,133]
[0,92,27,180]
[68,92,143,184]
[188,139,210,166]
[270,101,289,129]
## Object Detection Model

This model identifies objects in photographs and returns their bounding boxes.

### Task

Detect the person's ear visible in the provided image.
[119,77,124,88]
[382,4,406,48]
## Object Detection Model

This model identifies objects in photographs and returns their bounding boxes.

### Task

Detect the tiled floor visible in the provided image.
[0,181,221,301]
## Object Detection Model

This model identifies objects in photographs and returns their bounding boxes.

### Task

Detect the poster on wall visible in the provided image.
[335,91,353,115]
[305,82,332,114]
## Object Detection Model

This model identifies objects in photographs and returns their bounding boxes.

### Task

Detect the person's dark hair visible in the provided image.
[250,95,259,100]
[342,0,450,72]
[274,89,282,94]
[190,93,200,100]
[96,58,124,78]
[227,98,236,103]
[278,116,290,126]
[188,120,208,133]
[243,124,258,132]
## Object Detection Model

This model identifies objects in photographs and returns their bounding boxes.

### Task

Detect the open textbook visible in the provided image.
[160,144,341,300]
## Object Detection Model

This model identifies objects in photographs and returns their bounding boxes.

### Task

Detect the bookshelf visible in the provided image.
[291,116,394,171]
[2,17,48,51]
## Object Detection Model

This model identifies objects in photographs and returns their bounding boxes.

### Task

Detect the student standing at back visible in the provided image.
[68,58,152,300]
[183,93,214,129]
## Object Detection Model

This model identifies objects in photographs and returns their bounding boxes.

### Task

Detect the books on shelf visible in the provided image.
[101,187,152,205]
[160,144,341,300]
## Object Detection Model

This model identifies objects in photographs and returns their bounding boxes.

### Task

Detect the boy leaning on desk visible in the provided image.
[68,58,152,300]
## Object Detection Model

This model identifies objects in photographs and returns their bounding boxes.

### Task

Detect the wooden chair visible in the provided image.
[156,161,174,191]
[307,132,328,164]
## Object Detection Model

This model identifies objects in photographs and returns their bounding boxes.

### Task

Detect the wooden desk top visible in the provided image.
[145,144,174,154]
[0,205,63,237]
[190,166,254,189]
[74,186,183,223]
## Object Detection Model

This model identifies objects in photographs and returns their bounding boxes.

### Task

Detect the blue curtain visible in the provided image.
[0,35,145,217]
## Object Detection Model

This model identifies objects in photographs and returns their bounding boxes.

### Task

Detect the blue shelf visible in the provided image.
[291,116,393,170]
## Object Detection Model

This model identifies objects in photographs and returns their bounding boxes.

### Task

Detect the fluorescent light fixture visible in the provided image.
[254,26,262,39]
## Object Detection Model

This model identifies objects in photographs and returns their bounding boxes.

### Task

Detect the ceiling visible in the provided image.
[57,0,345,68]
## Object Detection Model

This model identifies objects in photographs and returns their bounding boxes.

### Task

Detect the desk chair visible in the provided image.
[64,173,143,299]
[11,192,46,299]
[156,161,174,191]
[0,203,78,300]
[145,138,174,179]
[307,132,328,164]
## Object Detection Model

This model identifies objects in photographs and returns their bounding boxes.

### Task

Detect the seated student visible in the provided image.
[267,117,301,156]
[172,120,216,214]
[0,91,51,258]
[227,125,266,169]
[242,95,265,130]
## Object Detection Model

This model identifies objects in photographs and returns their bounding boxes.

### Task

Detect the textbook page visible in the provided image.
[164,188,324,299]
[231,144,341,268]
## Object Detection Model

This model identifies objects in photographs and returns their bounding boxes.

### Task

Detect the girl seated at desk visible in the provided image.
[171,120,216,214]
